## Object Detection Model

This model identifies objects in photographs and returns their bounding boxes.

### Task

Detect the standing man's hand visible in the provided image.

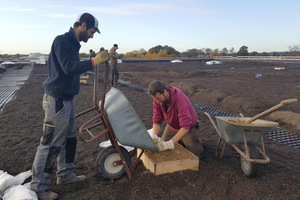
[156,140,174,151]
[91,51,109,66]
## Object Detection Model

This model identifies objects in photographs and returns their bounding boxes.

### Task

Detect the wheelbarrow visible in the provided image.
[76,61,158,180]
[205,99,297,177]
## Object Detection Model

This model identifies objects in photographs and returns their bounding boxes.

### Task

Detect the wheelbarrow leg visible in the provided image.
[216,137,222,157]
[220,138,227,158]
[129,149,144,175]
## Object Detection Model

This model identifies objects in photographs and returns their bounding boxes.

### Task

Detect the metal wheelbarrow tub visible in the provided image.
[101,87,158,152]
[211,116,279,177]
[215,116,279,144]
[205,99,297,177]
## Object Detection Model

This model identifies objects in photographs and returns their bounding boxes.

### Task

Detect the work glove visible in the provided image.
[150,133,161,144]
[148,129,160,143]
[91,50,109,66]
[156,140,174,152]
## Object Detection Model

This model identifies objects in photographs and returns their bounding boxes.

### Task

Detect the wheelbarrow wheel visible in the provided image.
[240,143,259,177]
[96,145,130,180]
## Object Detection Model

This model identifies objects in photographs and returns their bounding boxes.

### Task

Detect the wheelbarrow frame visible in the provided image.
[75,62,146,180]
[205,112,279,176]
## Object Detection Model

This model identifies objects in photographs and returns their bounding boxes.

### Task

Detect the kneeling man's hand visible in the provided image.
[156,140,174,151]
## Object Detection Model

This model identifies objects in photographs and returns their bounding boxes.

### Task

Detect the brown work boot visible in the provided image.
[56,172,86,185]
[36,190,58,200]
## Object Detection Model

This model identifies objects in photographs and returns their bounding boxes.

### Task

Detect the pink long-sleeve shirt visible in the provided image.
[152,86,197,132]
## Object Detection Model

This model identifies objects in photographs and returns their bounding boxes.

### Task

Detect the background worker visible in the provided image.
[30,13,109,200]
[148,80,203,157]
[110,44,119,86]
[89,49,96,59]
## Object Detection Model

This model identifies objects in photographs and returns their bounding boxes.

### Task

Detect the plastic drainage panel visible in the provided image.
[0,65,33,111]
[191,101,300,150]
[266,128,300,149]
[191,101,240,117]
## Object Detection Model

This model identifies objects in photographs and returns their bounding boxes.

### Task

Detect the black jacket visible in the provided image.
[43,28,93,100]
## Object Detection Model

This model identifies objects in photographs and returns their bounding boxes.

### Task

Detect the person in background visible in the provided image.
[110,44,119,86]
[148,80,203,157]
[30,13,109,200]
[89,49,96,59]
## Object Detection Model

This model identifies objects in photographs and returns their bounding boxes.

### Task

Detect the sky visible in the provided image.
[0,0,299,55]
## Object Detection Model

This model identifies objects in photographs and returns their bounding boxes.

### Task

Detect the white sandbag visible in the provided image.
[0,172,20,194]
[0,170,33,199]
[0,170,5,199]
[3,185,38,200]
[99,129,161,152]
[0,170,32,194]
[15,171,32,184]
[22,182,31,190]
[99,140,134,152]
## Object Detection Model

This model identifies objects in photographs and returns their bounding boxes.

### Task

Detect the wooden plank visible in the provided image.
[80,75,90,79]
[80,79,88,84]
[138,143,199,175]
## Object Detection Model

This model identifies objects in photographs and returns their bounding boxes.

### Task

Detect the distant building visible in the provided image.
[0,61,16,68]
[28,53,48,64]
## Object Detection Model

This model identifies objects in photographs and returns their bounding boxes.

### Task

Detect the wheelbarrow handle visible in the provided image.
[204,112,221,135]
[245,98,298,124]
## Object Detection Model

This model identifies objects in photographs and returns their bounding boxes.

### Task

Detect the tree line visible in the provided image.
[1,44,300,60]
[121,44,300,58]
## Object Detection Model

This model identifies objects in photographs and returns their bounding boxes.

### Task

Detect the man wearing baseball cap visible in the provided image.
[30,13,108,200]
[77,12,100,34]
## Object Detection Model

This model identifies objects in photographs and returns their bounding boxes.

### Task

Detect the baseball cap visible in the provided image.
[77,13,100,33]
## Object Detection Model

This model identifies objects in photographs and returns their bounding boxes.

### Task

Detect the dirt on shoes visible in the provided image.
[57,173,87,185]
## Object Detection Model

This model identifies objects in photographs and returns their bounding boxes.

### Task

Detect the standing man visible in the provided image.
[89,49,96,59]
[30,13,109,200]
[110,44,119,86]
[148,81,203,157]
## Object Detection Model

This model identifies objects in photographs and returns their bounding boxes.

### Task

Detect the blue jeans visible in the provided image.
[31,94,77,192]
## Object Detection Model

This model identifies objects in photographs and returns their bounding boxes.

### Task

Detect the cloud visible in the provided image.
[85,3,215,16]
[43,13,76,18]
[85,3,161,15]
[0,7,35,12]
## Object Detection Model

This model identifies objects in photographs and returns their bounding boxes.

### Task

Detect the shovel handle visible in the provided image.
[280,99,298,105]
[245,99,298,124]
